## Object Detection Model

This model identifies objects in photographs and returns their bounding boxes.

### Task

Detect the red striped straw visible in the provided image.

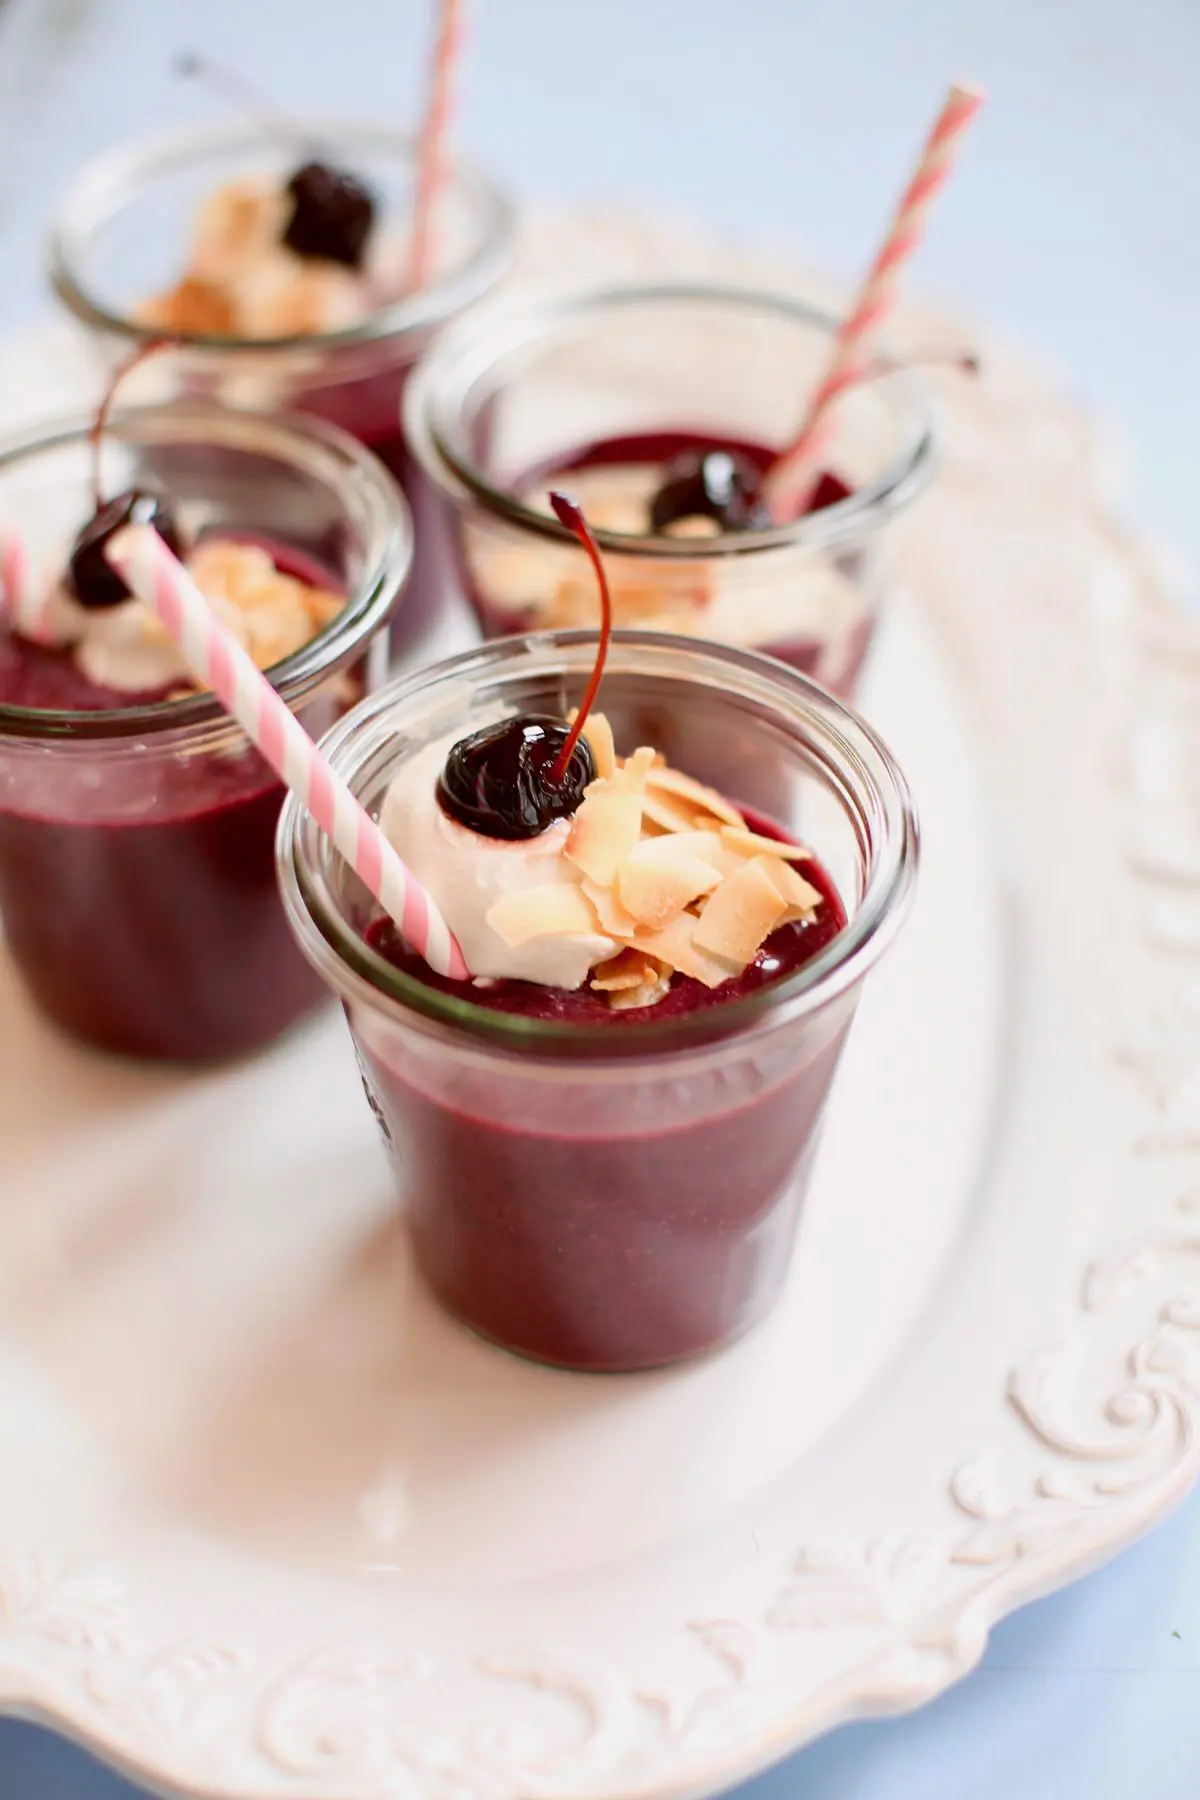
[407,0,466,292]
[763,82,984,522]
[106,525,470,982]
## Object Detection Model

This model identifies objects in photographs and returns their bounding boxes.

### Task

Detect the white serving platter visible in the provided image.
[0,218,1195,1800]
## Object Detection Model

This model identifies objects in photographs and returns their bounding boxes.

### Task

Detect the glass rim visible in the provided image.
[0,400,411,743]
[277,629,920,1062]
[48,116,517,355]
[404,281,937,560]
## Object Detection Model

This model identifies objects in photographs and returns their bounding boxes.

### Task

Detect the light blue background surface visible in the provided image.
[0,0,1197,1794]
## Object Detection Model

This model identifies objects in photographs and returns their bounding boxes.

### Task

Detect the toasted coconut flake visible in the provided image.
[547,568,698,629]
[610,573,711,625]
[472,540,574,614]
[641,789,710,835]
[608,968,673,1010]
[581,877,639,938]
[589,949,661,992]
[303,588,346,630]
[721,824,813,862]
[756,855,823,918]
[568,707,616,780]
[242,587,316,668]
[140,589,249,654]
[617,745,659,789]
[625,745,659,777]
[644,765,746,828]
[617,837,722,929]
[692,860,789,965]
[140,276,236,335]
[181,540,339,672]
[634,913,742,989]
[188,540,276,604]
[235,256,363,338]
[486,884,601,948]
[191,179,287,284]
[651,828,746,877]
[565,785,645,884]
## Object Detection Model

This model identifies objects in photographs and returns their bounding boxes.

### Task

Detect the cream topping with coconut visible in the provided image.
[380,710,823,1007]
[467,459,866,647]
[140,176,405,340]
[18,537,343,696]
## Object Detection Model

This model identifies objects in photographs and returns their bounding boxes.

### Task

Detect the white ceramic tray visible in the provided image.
[0,219,1197,1800]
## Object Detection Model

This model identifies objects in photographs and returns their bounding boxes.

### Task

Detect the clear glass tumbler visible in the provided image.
[0,402,411,1062]
[405,283,935,696]
[48,119,515,654]
[278,632,918,1372]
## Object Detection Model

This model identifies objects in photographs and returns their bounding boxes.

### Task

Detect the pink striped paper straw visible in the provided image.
[763,82,984,522]
[0,520,57,646]
[407,0,465,292]
[0,522,28,630]
[106,524,470,982]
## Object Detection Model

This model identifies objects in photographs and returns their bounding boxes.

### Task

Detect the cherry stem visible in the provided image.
[176,52,298,146]
[91,337,176,510]
[548,491,613,785]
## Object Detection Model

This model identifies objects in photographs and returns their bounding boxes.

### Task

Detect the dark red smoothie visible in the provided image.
[291,361,450,656]
[462,430,874,695]
[0,543,349,1061]
[354,823,850,1371]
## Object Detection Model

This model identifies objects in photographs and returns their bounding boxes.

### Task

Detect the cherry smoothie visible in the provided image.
[0,544,341,1060]
[279,631,918,1373]
[0,404,410,1062]
[357,824,849,1369]
[406,284,934,698]
[50,119,514,656]
[464,428,873,692]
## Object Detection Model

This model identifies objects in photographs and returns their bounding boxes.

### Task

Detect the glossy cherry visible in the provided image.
[282,160,375,268]
[649,447,770,534]
[437,492,613,840]
[437,715,594,840]
[178,54,376,271]
[69,491,185,611]
[650,346,979,532]
[67,339,185,610]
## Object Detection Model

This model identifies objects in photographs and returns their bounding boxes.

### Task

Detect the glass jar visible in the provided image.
[0,402,410,1062]
[405,283,935,696]
[48,119,515,655]
[277,631,918,1371]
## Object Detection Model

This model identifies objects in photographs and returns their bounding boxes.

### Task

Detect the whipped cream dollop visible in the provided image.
[74,597,196,693]
[12,570,194,695]
[379,732,617,989]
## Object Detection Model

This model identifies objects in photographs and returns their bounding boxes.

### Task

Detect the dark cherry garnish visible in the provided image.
[178,55,376,271]
[69,489,185,611]
[649,448,770,535]
[67,337,186,609]
[437,715,595,841]
[650,347,978,532]
[282,161,375,269]
[437,491,613,840]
